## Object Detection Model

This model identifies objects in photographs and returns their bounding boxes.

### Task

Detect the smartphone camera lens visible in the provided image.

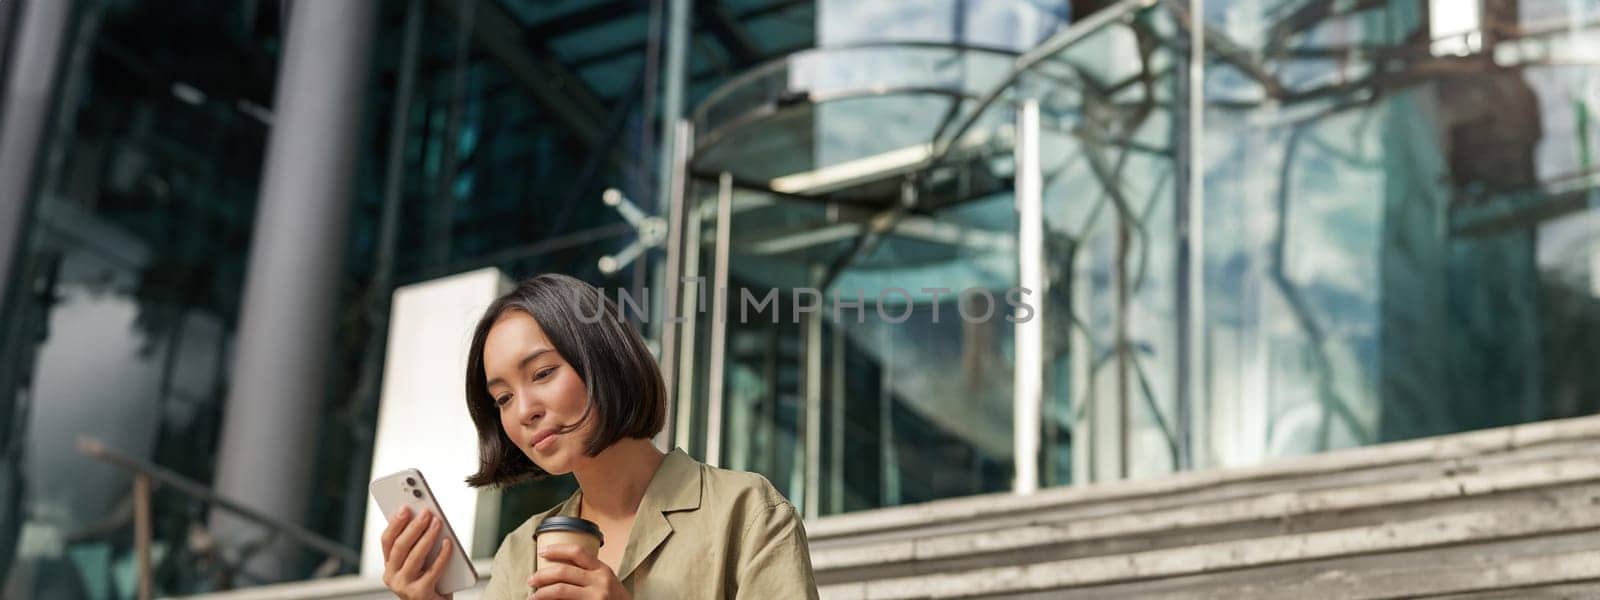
[405,477,416,486]
[412,489,422,499]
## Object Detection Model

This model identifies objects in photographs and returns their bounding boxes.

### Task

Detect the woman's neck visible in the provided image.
[572,438,666,519]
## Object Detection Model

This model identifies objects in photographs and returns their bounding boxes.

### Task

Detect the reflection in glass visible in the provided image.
[0,1,276,595]
[683,0,1600,499]
[1198,0,1600,468]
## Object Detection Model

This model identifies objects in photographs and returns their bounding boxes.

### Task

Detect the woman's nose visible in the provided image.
[512,390,543,424]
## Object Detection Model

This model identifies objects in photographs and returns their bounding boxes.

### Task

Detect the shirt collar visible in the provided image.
[542,448,702,582]
[642,447,703,514]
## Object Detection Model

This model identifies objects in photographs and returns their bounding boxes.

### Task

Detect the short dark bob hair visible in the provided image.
[464,274,665,488]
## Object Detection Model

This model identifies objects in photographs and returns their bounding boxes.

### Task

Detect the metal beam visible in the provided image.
[930,0,1157,170]
[1180,0,1206,472]
[655,120,693,451]
[1450,180,1597,237]
[731,215,1013,256]
[434,0,607,146]
[553,38,810,99]
[525,0,641,39]
[551,67,649,237]
[704,171,734,467]
[571,0,812,70]
[433,0,476,267]
[1266,0,1388,55]
[0,0,72,316]
[0,0,22,85]
[655,0,690,214]
[697,0,762,67]
[576,43,813,97]
[673,128,704,455]
[802,296,823,519]
[828,319,844,515]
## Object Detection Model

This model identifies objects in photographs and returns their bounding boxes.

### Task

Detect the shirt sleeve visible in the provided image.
[735,501,820,600]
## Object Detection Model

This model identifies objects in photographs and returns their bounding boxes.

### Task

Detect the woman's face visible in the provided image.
[482,310,594,475]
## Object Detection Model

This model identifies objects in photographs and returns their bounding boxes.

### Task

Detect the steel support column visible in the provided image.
[210,0,377,580]
[0,0,73,315]
[704,172,733,467]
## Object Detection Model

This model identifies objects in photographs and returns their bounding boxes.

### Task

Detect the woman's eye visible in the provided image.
[533,367,557,381]
[494,395,511,407]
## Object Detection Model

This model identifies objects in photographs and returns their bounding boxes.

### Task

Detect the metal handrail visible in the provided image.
[690,40,1025,129]
[927,0,1160,171]
[75,436,362,599]
[690,86,991,166]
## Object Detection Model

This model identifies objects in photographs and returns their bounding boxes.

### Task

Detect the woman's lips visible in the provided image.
[532,429,560,452]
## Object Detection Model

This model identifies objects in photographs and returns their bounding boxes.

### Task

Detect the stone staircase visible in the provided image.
[178,414,1600,599]
[807,414,1600,598]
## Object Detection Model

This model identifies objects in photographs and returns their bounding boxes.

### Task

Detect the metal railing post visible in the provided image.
[134,473,153,600]
[704,172,733,467]
[77,436,361,572]
[1014,99,1044,494]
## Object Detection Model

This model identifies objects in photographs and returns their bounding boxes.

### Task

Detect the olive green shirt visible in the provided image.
[483,449,820,599]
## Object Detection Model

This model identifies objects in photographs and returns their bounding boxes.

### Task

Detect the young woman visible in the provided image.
[380,274,818,599]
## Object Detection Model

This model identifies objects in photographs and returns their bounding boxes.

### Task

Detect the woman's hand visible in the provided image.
[380,506,455,600]
[527,544,630,600]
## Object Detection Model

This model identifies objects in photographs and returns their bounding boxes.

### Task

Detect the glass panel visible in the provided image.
[1198,0,1600,468]
[0,1,664,594]
[0,2,278,596]
[673,170,1022,516]
[682,0,1600,507]
[685,1,1189,504]
[991,3,1188,484]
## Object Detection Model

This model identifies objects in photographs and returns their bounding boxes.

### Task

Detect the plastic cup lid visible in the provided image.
[535,516,604,546]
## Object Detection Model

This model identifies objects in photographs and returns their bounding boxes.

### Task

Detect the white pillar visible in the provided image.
[1013,100,1043,495]
[210,0,376,580]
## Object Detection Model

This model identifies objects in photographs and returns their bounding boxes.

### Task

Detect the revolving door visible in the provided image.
[652,14,1177,518]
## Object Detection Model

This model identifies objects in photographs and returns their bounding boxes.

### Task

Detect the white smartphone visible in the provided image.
[370,468,479,594]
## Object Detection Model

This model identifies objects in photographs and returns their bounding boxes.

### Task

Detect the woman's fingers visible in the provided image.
[401,513,444,578]
[420,537,453,588]
[529,582,584,600]
[386,510,433,574]
[536,544,604,571]
[380,506,413,563]
[527,562,590,589]
[379,509,455,599]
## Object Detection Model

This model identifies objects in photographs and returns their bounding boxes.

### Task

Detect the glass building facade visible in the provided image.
[0,2,281,597]
[1,0,1598,597]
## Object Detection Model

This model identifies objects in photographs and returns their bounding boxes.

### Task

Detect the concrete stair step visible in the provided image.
[810,417,1600,547]
[818,484,1600,598]
[810,415,1600,598]
[1000,530,1600,600]
[812,454,1600,579]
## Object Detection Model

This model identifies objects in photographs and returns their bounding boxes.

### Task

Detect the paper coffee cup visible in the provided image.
[534,516,604,573]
